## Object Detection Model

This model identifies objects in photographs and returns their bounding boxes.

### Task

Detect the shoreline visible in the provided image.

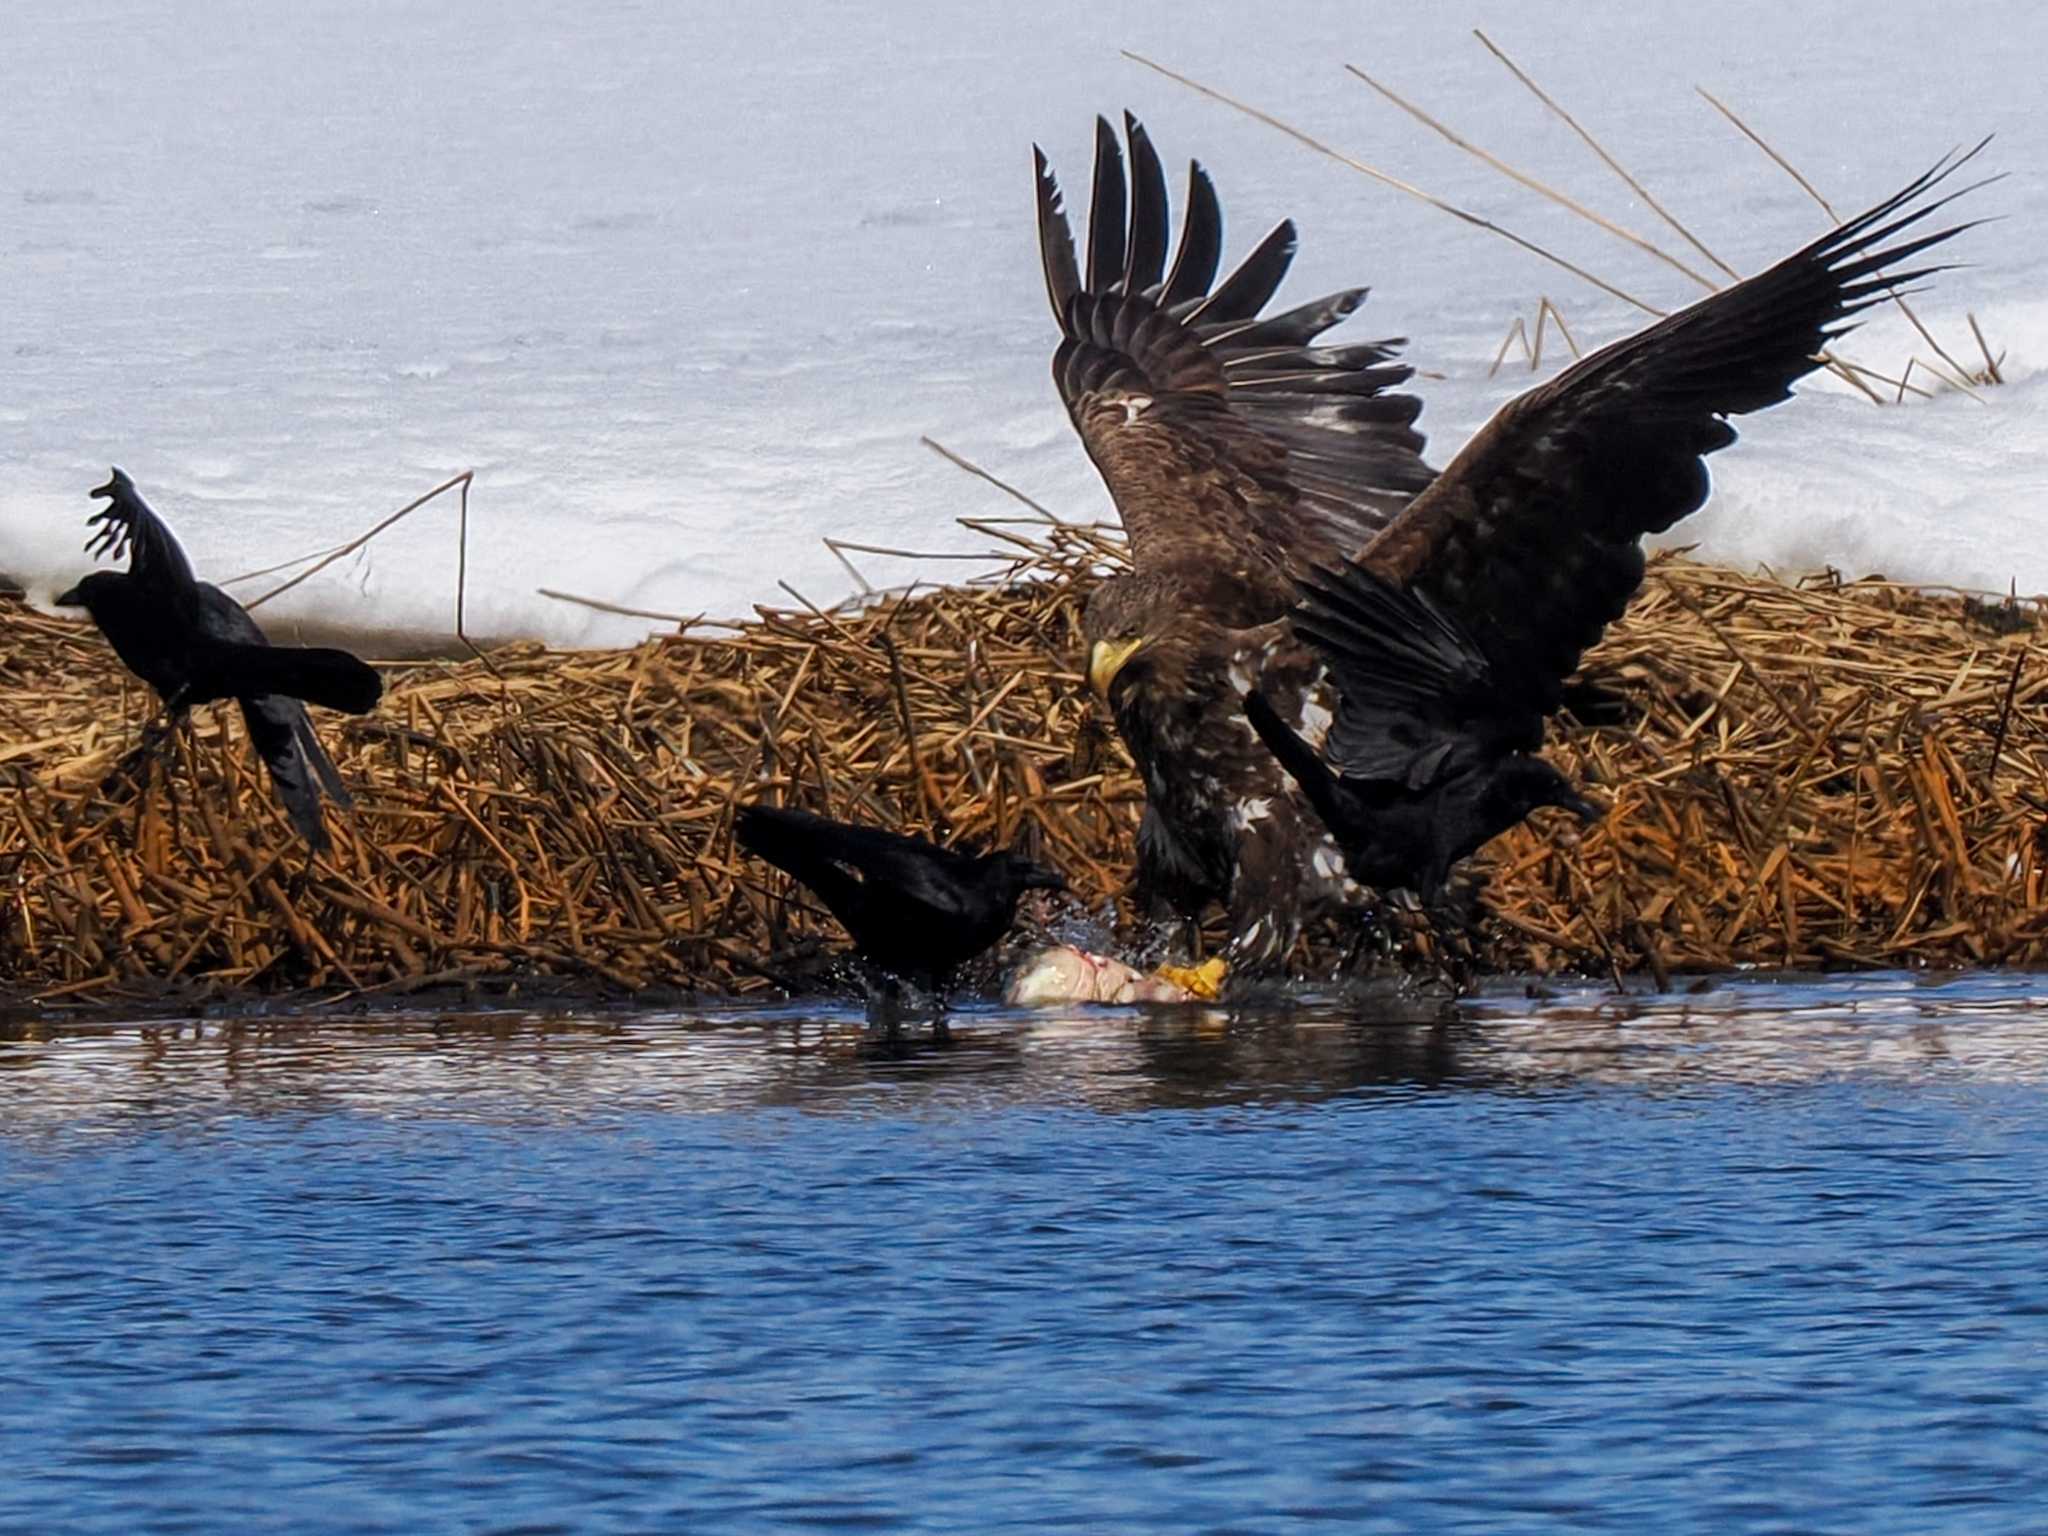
[6,536,2047,1005]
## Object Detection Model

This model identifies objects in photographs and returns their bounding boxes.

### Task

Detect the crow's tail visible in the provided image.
[202,641,382,714]
[239,696,340,853]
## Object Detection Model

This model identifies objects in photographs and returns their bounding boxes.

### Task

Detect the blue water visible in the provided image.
[6,975,2048,1532]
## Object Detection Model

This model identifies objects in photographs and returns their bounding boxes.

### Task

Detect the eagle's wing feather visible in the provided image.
[1084,115,1127,293]
[1181,220,1297,328]
[1364,142,1992,710]
[1036,116,1435,592]
[1157,158,1221,312]
[1122,112,1169,295]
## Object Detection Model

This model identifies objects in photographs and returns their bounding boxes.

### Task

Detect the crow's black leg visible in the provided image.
[100,708,185,802]
[862,969,907,1040]
[1417,892,1481,998]
[930,973,954,1043]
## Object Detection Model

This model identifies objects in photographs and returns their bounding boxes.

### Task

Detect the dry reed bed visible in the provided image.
[3,527,2046,1006]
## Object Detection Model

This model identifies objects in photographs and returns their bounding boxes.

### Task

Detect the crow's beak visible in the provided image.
[1026,863,1067,894]
[89,467,124,500]
[1563,790,1603,824]
[53,583,86,608]
[1087,636,1146,700]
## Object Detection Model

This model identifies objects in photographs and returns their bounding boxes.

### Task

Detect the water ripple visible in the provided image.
[5,974,2048,1530]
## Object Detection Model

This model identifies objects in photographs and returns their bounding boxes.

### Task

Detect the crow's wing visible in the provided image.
[1288,561,1519,791]
[294,710,352,806]
[86,470,200,599]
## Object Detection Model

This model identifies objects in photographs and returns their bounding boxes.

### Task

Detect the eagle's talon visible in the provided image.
[1154,957,1227,1001]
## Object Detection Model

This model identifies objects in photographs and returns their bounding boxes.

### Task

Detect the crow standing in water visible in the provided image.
[1244,145,1992,905]
[54,469,383,853]
[734,804,1066,1003]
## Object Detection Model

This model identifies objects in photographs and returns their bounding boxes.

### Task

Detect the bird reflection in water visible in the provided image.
[9,975,2048,1139]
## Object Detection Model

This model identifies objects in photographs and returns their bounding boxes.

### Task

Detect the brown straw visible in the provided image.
[6,516,2046,1005]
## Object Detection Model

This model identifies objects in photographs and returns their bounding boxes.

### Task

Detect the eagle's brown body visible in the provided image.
[1038,116,1436,961]
[1038,115,1988,971]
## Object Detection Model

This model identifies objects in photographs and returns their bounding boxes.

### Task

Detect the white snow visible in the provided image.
[2,0,2043,650]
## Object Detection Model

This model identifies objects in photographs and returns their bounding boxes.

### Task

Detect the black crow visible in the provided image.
[1242,575,1598,899]
[54,468,382,852]
[734,804,1066,996]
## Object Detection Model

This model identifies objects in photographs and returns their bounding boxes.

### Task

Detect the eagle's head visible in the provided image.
[1082,571,1182,703]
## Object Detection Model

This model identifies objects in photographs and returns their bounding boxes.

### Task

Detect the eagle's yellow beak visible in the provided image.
[1087,636,1148,700]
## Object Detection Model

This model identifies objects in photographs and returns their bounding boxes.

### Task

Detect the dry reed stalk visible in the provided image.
[237,471,476,612]
[1967,314,2006,384]
[1118,50,1664,316]
[5,512,2048,1008]
[1343,62,1715,290]
[1489,315,1533,377]
[1471,30,1741,282]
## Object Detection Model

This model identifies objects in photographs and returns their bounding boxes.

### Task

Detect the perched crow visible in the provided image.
[1244,146,1990,903]
[54,469,382,852]
[734,804,1066,995]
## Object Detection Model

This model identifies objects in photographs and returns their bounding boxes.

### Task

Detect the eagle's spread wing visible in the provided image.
[1037,114,1435,594]
[86,468,198,598]
[1362,142,1991,709]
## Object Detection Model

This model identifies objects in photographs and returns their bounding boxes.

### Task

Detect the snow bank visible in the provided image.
[2,0,2042,649]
